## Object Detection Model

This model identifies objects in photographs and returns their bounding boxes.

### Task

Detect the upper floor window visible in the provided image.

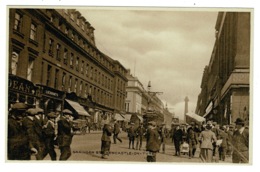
[14,12,22,32]
[54,69,59,89]
[70,13,74,21]
[48,38,54,55]
[63,48,68,64]
[76,57,79,71]
[65,27,69,35]
[64,9,68,15]
[56,44,61,61]
[74,79,78,93]
[30,23,37,41]
[81,22,85,31]
[27,57,34,81]
[68,76,72,92]
[76,18,80,26]
[71,32,75,40]
[62,72,66,90]
[11,51,19,75]
[46,65,52,86]
[81,61,84,74]
[70,53,74,67]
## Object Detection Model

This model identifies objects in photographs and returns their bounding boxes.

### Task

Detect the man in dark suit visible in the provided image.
[57,109,74,160]
[232,118,249,163]
[8,103,31,160]
[127,123,136,149]
[146,121,160,162]
[101,121,113,159]
[113,120,122,144]
[173,124,183,156]
[135,123,145,150]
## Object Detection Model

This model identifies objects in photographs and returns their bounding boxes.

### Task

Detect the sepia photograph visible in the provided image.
[4,2,255,169]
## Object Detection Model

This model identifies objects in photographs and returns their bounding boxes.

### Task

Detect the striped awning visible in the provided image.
[65,99,90,116]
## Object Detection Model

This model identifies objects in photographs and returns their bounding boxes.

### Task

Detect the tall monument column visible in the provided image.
[184,96,189,123]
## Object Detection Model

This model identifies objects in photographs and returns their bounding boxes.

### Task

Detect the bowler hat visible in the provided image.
[35,108,44,114]
[47,112,57,118]
[235,118,245,125]
[11,103,28,110]
[62,109,73,115]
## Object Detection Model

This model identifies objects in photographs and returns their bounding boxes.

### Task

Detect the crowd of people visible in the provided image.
[8,102,249,163]
[8,102,75,160]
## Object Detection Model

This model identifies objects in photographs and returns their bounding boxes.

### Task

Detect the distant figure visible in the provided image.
[173,124,183,156]
[113,120,122,144]
[187,122,198,159]
[146,121,161,162]
[232,118,249,163]
[127,123,136,149]
[158,123,166,153]
[199,122,217,163]
[135,123,145,150]
[101,121,113,159]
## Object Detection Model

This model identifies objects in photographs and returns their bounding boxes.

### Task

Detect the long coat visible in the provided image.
[101,124,113,142]
[146,128,161,152]
[127,126,136,138]
[8,117,30,160]
[57,118,73,147]
[199,129,217,150]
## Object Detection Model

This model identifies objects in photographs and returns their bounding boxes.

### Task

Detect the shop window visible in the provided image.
[14,12,22,32]
[11,51,19,75]
[27,57,34,81]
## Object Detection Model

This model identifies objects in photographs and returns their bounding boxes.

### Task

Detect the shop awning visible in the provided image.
[124,114,132,122]
[186,112,205,122]
[114,113,125,121]
[65,99,90,116]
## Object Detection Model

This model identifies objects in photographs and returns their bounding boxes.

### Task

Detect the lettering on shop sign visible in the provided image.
[9,78,34,94]
[45,90,59,97]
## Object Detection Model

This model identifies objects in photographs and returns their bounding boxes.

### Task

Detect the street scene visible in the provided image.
[7,7,251,164]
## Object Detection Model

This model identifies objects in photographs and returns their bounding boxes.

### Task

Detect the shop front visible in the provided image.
[8,74,37,108]
[35,84,65,115]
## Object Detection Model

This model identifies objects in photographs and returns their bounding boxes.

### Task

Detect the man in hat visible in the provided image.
[8,103,31,160]
[146,121,160,162]
[127,123,136,149]
[187,122,198,159]
[173,123,183,156]
[218,125,229,161]
[113,120,122,144]
[101,120,113,159]
[232,118,249,163]
[135,123,145,150]
[57,109,74,160]
[42,112,58,160]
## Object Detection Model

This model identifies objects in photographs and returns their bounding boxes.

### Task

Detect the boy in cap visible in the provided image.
[57,109,74,160]
[232,118,249,163]
[146,121,160,162]
[8,103,31,160]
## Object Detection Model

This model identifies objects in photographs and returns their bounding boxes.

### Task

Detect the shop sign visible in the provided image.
[9,75,35,94]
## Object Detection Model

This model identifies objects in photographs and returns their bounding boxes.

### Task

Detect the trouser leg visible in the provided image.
[59,146,71,160]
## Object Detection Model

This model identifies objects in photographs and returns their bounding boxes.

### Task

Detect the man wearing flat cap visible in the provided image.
[127,123,136,149]
[57,109,74,160]
[8,103,31,160]
[146,121,160,162]
[232,118,249,163]
[42,112,58,160]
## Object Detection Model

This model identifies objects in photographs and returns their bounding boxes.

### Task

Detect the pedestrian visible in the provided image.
[22,108,43,160]
[135,123,145,150]
[113,120,122,144]
[173,124,183,156]
[211,122,220,157]
[158,123,166,153]
[57,109,74,160]
[42,112,58,160]
[187,122,198,159]
[226,124,234,156]
[127,123,136,149]
[101,121,113,159]
[218,126,229,161]
[145,121,161,162]
[232,118,249,163]
[199,121,217,163]
[8,103,31,160]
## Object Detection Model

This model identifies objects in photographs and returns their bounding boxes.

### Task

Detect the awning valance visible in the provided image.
[186,112,205,122]
[114,113,125,121]
[137,115,143,123]
[124,114,132,122]
[65,99,90,116]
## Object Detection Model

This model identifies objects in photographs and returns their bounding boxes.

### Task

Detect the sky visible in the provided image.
[78,8,218,120]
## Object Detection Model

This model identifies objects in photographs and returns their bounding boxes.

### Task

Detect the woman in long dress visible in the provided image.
[199,122,217,162]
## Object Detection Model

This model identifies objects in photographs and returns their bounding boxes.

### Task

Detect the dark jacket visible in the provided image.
[232,128,249,152]
[57,117,74,147]
[128,126,136,138]
[101,124,113,142]
[173,128,183,141]
[187,127,198,146]
[8,117,30,160]
[146,127,160,152]
[113,123,120,134]
[136,126,146,138]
